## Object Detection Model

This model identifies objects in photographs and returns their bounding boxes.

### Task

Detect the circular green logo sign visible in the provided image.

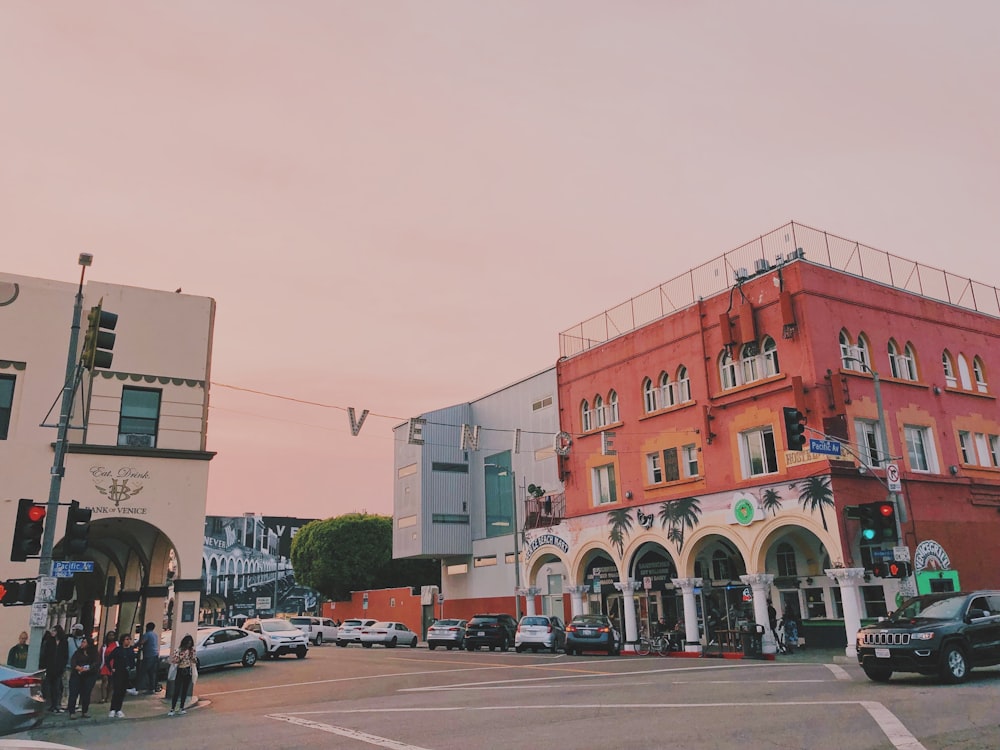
[734,498,755,526]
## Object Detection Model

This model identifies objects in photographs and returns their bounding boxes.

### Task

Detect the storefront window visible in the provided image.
[804,587,826,618]
[861,586,888,619]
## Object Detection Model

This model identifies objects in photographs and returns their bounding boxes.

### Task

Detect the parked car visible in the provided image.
[360,621,419,648]
[426,619,467,650]
[158,626,268,675]
[337,618,378,646]
[0,665,44,736]
[515,615,566,653]
[565,614,621,656]
[856,590,1000,683]
[465,614,517,652]
[289,616,339,646]
[243,618,309,659]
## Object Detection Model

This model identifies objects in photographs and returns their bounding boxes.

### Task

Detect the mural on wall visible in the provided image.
[606,496,705,557]
[791,476,835,530]
[202,515,320,620]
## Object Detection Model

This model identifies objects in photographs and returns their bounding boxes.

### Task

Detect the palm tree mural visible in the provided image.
[791,476,835,531]
[760,487,784,517]
[606,508,634,557]
[657,496,703,554]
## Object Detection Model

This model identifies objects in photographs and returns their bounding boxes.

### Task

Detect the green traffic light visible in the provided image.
[861,528,876,541]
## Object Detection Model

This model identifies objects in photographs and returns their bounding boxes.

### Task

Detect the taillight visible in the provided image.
[547,624,553,633]
[448,627,458,632]
[1,675,42,688]
[566,624,576,632]
[598,626,609,633]
[517,624,522,633]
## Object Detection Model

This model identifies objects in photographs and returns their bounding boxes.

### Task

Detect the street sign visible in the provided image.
[893,546,911,562]
[886,463,902,492]
[871,548,895,561]
[255,596,271,610]
[29,603,49,627]
[809,438,842,456]
[51,560,94,578]
[437,593,444,604]
[37,576,57,603]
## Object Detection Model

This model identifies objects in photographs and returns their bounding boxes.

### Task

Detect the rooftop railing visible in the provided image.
[558,221,1000,359]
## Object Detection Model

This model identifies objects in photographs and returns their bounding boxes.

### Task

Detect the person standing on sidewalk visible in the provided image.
[137,622,160,694]
[41,626,68,712]
[67,634,99,719]
[108,633,134,719]
[167,634,196,716]
[6,631,28,669]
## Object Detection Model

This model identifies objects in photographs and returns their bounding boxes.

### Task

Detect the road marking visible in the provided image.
[268,713,435,750]
[861,702,928,750]
[825,663,852,680]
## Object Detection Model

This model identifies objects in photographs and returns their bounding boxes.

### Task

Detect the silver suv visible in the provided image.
[244,618,309,659]
[289,616,339,646]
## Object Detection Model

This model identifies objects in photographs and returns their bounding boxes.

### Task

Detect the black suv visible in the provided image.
[465,614,517,652]
[856,590,1000,683]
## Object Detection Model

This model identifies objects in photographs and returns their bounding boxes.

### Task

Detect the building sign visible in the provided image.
[524,533,570,560]
[89,465,149,515]
[913,540,951,573]
[785,445,850,466]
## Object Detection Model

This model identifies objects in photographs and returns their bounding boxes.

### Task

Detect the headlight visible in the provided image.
[910,632,935,641]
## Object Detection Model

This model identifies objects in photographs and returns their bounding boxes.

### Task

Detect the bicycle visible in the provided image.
[635,634,672,656]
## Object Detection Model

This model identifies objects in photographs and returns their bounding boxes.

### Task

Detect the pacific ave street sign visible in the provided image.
[809,438,842,456]
[51,561,95,578]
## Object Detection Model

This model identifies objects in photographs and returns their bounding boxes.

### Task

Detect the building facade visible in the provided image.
[0,270,215,656]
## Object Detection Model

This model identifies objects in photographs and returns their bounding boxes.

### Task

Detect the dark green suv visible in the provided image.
[856,590,1000,683]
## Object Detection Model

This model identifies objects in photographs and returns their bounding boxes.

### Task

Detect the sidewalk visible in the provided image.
[40,690,207,727]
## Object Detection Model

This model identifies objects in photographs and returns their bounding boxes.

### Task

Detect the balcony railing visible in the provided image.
[522,492,566,531]
[559,221,1000,358]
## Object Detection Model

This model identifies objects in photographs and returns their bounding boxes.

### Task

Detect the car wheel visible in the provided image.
[315,634,323,646]
[466,644,475,651]
[566,647,575,656]
[446,645,453,651]
[389,637,398,648]
[500,637,509,653]
[862,663,893,682]
[940,644,969,683]
[428,644,437,651]
[296,646,307,659]
[362,642,373,648]
[550,643,558,654]
[241,649,258,667]
[489,645,496,652]
[410,637,417,648]
[337,641,347,647]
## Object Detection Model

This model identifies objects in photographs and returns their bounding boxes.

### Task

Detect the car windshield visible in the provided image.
[343,620,362,627]
[434,620,462,627]
[370,622,390,628]
[887,595,966,621]
[289,618,311,626]
[469,617,499,625]
[572,616,608,626]
[521,617,549,626]
[261,620,298,633]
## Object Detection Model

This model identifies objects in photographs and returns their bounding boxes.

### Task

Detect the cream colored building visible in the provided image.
[0,270,215,658]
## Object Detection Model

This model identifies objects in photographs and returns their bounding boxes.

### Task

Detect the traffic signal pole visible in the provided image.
[26,254,91,670]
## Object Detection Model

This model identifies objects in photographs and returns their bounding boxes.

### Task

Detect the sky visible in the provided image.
[3,2,999,521]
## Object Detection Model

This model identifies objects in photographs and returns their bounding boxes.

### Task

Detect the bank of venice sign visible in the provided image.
[729,494,759,526]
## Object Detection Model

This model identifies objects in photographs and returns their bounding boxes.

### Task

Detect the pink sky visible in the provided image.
[3,2,999,520]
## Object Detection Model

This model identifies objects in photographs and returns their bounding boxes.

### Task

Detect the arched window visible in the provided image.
[761,336,779,377]
[839,330,854,368]
[888,340,917,380]
[957,354,972,390]
[711,549,731,580]
[720,349,739,389]
[660,371,676,407]
[676,366,691,403]
[776,542,798,577]
[855,334,872,370]
[581,400,592,432]
[593,395,606,428]
[942,350,957,387]
[740,343,760,383]
[973,356,988,393]
[841,330,870,371]
[642,377,657,413]
[607,390,619,423]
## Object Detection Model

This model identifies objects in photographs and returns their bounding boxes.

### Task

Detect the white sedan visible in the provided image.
[360,621,418,648]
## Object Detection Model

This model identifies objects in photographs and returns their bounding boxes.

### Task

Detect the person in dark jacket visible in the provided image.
[41,626,68,712]
[67,634,99,719]
[107,633,134,718]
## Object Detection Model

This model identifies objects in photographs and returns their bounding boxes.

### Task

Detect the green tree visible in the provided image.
[791,476,834,531]
[606,508,634,557]
[760,488,783,517]
[657,497,702,554]
[291,513,439,601]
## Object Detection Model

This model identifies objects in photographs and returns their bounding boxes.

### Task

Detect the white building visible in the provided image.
[0,269,215,656]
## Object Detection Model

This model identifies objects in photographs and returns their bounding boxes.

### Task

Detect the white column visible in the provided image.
[522,587,541,617]
[567,585,588,618]
[740,572,776,654]
[826,567,867,658]
[613,580,639,650]
[672,577,704,653]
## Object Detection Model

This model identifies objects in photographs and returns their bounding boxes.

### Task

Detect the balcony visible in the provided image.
[522,493,566,531]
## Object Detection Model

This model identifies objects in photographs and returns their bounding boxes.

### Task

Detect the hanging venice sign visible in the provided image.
[524,533,570,560]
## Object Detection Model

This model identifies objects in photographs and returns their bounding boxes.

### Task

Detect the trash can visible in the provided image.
[740,624,765,658]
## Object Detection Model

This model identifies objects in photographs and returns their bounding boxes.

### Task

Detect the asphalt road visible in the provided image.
[14,644,1000,750]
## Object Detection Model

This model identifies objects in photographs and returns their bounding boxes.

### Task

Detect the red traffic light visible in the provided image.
[27,505,46,523]
[877,503,894,517]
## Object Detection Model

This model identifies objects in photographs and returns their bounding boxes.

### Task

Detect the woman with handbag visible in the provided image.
[168,634,196,716]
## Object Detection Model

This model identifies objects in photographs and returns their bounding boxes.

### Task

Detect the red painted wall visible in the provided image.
[322,587,422,633]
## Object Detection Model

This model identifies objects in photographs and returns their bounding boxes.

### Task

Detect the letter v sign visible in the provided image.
[348,408,370,436]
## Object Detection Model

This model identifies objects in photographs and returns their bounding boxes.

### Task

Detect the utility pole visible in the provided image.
[27,253,91,669]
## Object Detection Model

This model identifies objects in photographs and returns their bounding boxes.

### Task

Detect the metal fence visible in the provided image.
[558,221,1000,359]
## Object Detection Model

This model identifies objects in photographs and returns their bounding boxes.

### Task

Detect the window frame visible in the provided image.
[739,425,778,477]
[854,419,884,469]
[642,377,657,413]
[682,443,699,478]
[904,425,937,473]
[973,356,988,393]
[117,386,162,448]
[646,452,663,484]
[676,366,691,403]
[942,351,957,388]
[0,374,14,440]
[592,463,618,506]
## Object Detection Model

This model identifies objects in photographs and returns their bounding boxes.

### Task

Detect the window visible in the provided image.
[888,340,917,381]
[659,372,675,407]
[662,447,680,482]
[972,433,1000,468]
[776,542,798,577]
[676,366,691,403]
[647,452,662,484]
[711,550,731,580]
[740,426,778,477]
[432,462,468,473]
[861,586,888,619]
[607,390,619,423]
[761,337,779,377]
[0,374,13,440]
[958,431,975,464]
[581,400,592,432]
[432,513,469,524]
[117,387,161,448]
[854,419,884,468]
[446,563,468,575]
[531,395,553,411]
[643,378,657,413]
[904,425,936,473]
[594,395,606,428]
[973,357,988,393]
[957,355,972,389]
[740,343,760,383]
[942,351,957,387]
[720,349,739,389]
[682,444,699,477]
[474,556,497,568]
[592,464,617,505]
[990,435,1000,468]
[841,331,870,371]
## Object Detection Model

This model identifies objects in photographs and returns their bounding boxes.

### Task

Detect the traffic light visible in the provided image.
[81,301,117,370]
[872,561,912,578]
[857,501,898,544]
[858,503,878,542]
[10,498,46,562]
[0,580,37,606]
[64,500,92,556]
[783,407,806,451]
